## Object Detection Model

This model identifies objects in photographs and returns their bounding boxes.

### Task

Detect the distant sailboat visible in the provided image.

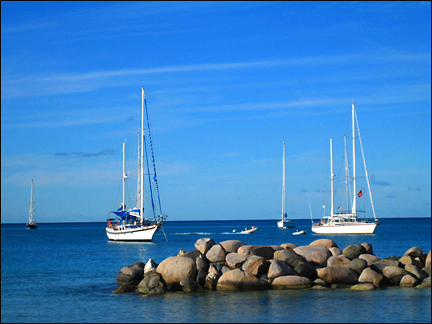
[26,180,38,229]
[312,104,377,234]
[278,141,294,228]
[106,87,167,241]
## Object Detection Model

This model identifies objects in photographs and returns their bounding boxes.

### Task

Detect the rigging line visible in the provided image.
[306,188,314,224]
[144,98,163,215]
[143,131,156,219]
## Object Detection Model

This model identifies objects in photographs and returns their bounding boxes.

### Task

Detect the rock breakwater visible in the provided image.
[113,238,431,294]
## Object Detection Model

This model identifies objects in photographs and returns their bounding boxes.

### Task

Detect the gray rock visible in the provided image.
[310,239,338,249]
[281,243,298,250]
[137,272,167,294]
[371,259,401,273]
[361,243,373,254]
[346,258,368,275]
[358,267,385,287]
[293,260,317,280]
[423,265,431,277]
[112,282,138,294]
[382,266,409,285]
[204,272,218,290]
[180,278,198,292]
[405,263,429,281]
[196,254,209,272]
[359,254,380,266]
[116,261,145,286]
[329,247,342,256]
[238,245,275,260]
[342,244,367,260]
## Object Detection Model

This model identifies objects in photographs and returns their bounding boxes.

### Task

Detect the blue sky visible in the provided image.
[1,1,430,223]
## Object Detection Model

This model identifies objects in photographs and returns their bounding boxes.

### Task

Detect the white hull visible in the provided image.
[240,227,258,234]
[293,230,306,235]
[311,222,376,234]
[106,224,159,241]
[278,220,294,228]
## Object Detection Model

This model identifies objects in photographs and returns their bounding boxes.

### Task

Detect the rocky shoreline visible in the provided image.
[113,238,431,294]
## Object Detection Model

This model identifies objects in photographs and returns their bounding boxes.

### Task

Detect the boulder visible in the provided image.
[238,245,275,260]
[272,275,313,289]
[281,243,298,250]
[180,278,198,292]
[293,261,317,280]
[208,264,221,277]
[317,267,359,285]
[157,256,197,284]
[359,254,380,266]
[351,283,375,290]
[178,249,188,256]
[382,266,409,285]
[267,260,297,280]
[195,238,216,255]
[405,264,429,281]
[217,269,271,291]
[181,249,205,262]
[137,272,167,294]
[204,272,218,290]
[399,255,423,268]
[361,243,373,254]
[219,240,245,253]
[144,259,158,275]
[242,255,270,276]
[358,268,385,287]
[327,255,350,268]
[346,258,368,275]
[310,239,338,249]
[400,274,420,287]
[196,268,207,287]
[274,247,305,266]
[423,265,431,277]
[294,245,331,267]
[329,247,342,256]
[112,282,138,293]
[116,261,145,286]
[196,254,209,272]
[426,251,431,268]
[371,259,401,273]
[226,252,248,269]
[206,244,227,263]
[342,244,367,260]
[404,246,425,259]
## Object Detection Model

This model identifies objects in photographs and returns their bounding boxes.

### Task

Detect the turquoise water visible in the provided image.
[1,218,431,323]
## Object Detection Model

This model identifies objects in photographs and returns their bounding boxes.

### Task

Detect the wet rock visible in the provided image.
[137,272,167,294]
[217,269,271,291]
[180,278,198,292]
[116,261,145,286]
[272,275,313,289]
[112,282,138,293]
[351,283,375,290]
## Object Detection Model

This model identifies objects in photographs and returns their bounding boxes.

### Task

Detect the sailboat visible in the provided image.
[278,141,295,228]
[106,87,167,241]
[312,104,377,235]
[26,179,38,229]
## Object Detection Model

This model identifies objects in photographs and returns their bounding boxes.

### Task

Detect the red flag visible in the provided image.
[358,190,363,198]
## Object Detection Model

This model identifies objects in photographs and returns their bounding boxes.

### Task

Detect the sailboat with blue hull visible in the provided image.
[106,88,167,241]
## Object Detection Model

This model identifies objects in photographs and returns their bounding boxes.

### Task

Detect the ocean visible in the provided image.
[1,218,431,323]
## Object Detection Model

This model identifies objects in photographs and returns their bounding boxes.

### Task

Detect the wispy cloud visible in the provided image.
[54,149,116,158]
[370,174,391,186]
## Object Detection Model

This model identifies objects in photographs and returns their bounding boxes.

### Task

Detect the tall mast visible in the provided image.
[352,103,357,216]
[136,133,141,209]
[29,179,34,222]
[282,141,286,220]
[330,138,334,217]
[140,87,145,222]
[344,135,349,212]
[122,141,126,211]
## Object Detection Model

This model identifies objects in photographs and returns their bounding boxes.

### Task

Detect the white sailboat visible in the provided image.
[278,141,295,228]
[106,87,167,241]
[26,179,37,229]
[312,104,377,235]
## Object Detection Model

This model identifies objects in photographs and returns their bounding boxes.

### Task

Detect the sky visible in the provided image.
[1,1,431,224]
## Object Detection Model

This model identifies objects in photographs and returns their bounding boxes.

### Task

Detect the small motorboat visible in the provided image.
[293,229,306,235]
[240,226,258,234]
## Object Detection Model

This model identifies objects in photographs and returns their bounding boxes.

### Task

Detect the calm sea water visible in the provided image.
[1,218,431,323]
